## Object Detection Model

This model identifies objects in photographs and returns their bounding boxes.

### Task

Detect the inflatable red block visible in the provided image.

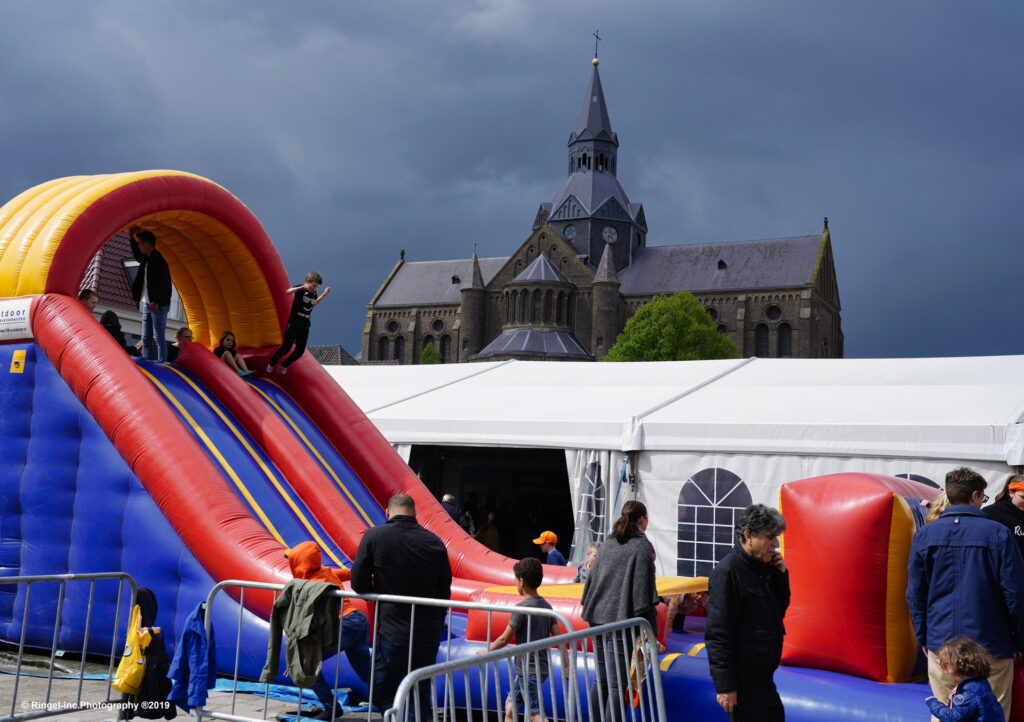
[779,473,938,683]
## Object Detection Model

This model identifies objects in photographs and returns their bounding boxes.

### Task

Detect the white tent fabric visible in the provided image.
[326,357,1024,575]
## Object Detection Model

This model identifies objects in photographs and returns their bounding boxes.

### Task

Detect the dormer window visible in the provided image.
[717,260,727,270]
[451,275,461,284]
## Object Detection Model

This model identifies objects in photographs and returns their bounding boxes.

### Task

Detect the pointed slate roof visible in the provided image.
[593,243,618,283]
[570,66,618,146]
[472,328,593,360]
[468,248,485,289]
[510,253,572,285]
[548,172,636,223]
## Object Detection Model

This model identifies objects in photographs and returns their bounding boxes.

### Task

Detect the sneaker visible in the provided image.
[311,708,344,721]
[280,366,288,376]
[238,369,256,378]
[265,364,274,373]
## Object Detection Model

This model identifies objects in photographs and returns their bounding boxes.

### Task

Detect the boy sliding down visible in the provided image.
[266,271,331,375]
[478,558,571,722]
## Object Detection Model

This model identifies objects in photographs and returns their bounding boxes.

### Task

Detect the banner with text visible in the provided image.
[0,297,33,342]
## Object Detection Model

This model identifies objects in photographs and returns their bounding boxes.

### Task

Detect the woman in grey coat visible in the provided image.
[581,501,661,722]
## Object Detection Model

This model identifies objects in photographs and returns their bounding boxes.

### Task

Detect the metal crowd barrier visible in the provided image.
[385,618,665,722]
[0,572,137,722]
[198,580,577,722]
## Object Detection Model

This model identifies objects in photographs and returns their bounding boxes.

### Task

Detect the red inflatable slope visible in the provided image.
[31,294,289,615]
[250,352,577,587]
[175,342,372,555]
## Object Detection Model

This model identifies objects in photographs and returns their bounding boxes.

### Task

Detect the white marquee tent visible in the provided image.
[326,356,1024,575]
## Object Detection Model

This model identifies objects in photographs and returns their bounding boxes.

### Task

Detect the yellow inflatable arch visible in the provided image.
[0,170,287,348]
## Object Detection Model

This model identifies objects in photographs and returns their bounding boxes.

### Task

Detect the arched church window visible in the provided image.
[386,320,399,334]
[611,157,617,174]
[755,324,769,357]
[531,290,541,323]
[504,293,511,324]
[677,468,752,577]
[556,291,565,324]
[431,319,445,333]
[378,336,389,361]
[706,307,718,322]
[567,293,575,331]
[766,305,782,321]
[440,335,451,363]
[519,291,527,323]
[717,324,728,334]
[778,323,792,358]
[543,290,553,324]
[423,335,434,351]
[393,336,405,363]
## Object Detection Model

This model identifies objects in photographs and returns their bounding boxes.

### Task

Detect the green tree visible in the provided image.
[605,292,739,362]
[420,342,442,364]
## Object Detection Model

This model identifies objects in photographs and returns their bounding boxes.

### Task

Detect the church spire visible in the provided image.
[469,244,485,289]
[570,59,618,148]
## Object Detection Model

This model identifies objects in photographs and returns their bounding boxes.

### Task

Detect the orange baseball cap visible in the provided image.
[532,531,558,545]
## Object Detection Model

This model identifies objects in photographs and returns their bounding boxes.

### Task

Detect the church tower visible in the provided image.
[535,51,647,272]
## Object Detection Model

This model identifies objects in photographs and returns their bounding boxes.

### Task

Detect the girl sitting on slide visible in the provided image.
[214,331,255,377]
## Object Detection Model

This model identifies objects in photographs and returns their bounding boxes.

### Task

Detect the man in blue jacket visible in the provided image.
[907,466,1024,720]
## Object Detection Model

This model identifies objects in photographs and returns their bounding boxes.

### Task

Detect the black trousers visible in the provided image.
[269,320,310,368]
[589,632,631,722]
[733,672,784,722]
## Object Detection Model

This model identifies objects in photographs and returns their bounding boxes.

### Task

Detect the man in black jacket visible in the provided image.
[705,504,790,722]
[351,494,452,720]
[129,228,172,362]
[984,474,1024,559]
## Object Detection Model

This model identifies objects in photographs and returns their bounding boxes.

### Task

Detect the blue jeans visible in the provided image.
[373,633,440,722]
[310,610,372,709]
[141,303,169,362]
[508,674,544,715]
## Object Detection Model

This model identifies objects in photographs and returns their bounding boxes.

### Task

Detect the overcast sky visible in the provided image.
[2,1,1021,358]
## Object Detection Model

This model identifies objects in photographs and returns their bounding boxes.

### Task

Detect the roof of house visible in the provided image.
[510,253,572,285]
[618,235,823,295]
[308,344,359,366]
[80,232,137,311]
[374,257,508,307]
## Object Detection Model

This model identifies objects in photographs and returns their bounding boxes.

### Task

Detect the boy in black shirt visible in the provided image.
[266,271,331,374]
[479,558,570,722]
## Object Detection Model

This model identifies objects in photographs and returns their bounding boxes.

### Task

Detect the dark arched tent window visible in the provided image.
[778,323,792,358]
[543,290,553,324]
[377,336,389,361]
[755,324,769,357]
[677,468,752,577]
[531,290,541,323]
[440,335,451,363]
[393,335,405,363]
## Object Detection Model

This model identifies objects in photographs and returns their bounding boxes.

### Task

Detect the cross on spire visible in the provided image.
[593,30,601,59]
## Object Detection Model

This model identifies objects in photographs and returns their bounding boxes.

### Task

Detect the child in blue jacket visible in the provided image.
[926,636,1005,721]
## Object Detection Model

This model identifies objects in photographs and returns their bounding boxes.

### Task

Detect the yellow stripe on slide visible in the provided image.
[660,653,682,671]
[249,380,374,527]
[140,367,286,547]
[161,365,346,568]
[687,643,706,656]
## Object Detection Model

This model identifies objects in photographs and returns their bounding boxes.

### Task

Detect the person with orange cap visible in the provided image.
[984,474,1024,557]
[283,541,370,719]
[532,531,566,566]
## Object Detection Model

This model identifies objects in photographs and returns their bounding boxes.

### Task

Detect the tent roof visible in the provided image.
[325,356,1024,463]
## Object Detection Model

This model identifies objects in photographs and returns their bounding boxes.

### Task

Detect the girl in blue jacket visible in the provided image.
[926,636,1005,721]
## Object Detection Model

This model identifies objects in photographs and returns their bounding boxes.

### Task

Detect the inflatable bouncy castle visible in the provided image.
[0,171,998,721]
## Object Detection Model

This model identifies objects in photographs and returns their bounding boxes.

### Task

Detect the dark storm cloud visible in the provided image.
[1,0,1020,357]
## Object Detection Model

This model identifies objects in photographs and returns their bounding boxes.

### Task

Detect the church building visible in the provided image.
[362,56,843,363]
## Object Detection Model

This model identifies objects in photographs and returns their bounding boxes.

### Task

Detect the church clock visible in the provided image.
[601,226,618,243]
[563,224,577,240]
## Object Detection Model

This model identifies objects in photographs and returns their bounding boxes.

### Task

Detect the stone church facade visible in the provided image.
[362,58,843,364]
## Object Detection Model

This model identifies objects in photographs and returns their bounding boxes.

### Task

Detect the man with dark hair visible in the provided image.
[78,289,98,312]
[129,227,172,362]
[907,466,1024,719]
[705,504,789,722]
[351,494,452,720]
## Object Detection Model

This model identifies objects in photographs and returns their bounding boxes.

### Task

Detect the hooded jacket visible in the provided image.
[285,541,357,617]
[260,579,340,688]
[907,504,1024,657]
[167,602,216,713]
[983,497,1024,559]
[122,588,175,720]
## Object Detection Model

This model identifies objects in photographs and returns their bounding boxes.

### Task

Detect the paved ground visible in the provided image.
[0,651,381,722]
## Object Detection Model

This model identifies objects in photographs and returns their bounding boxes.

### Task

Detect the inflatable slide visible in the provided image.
[0,172,945,720]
